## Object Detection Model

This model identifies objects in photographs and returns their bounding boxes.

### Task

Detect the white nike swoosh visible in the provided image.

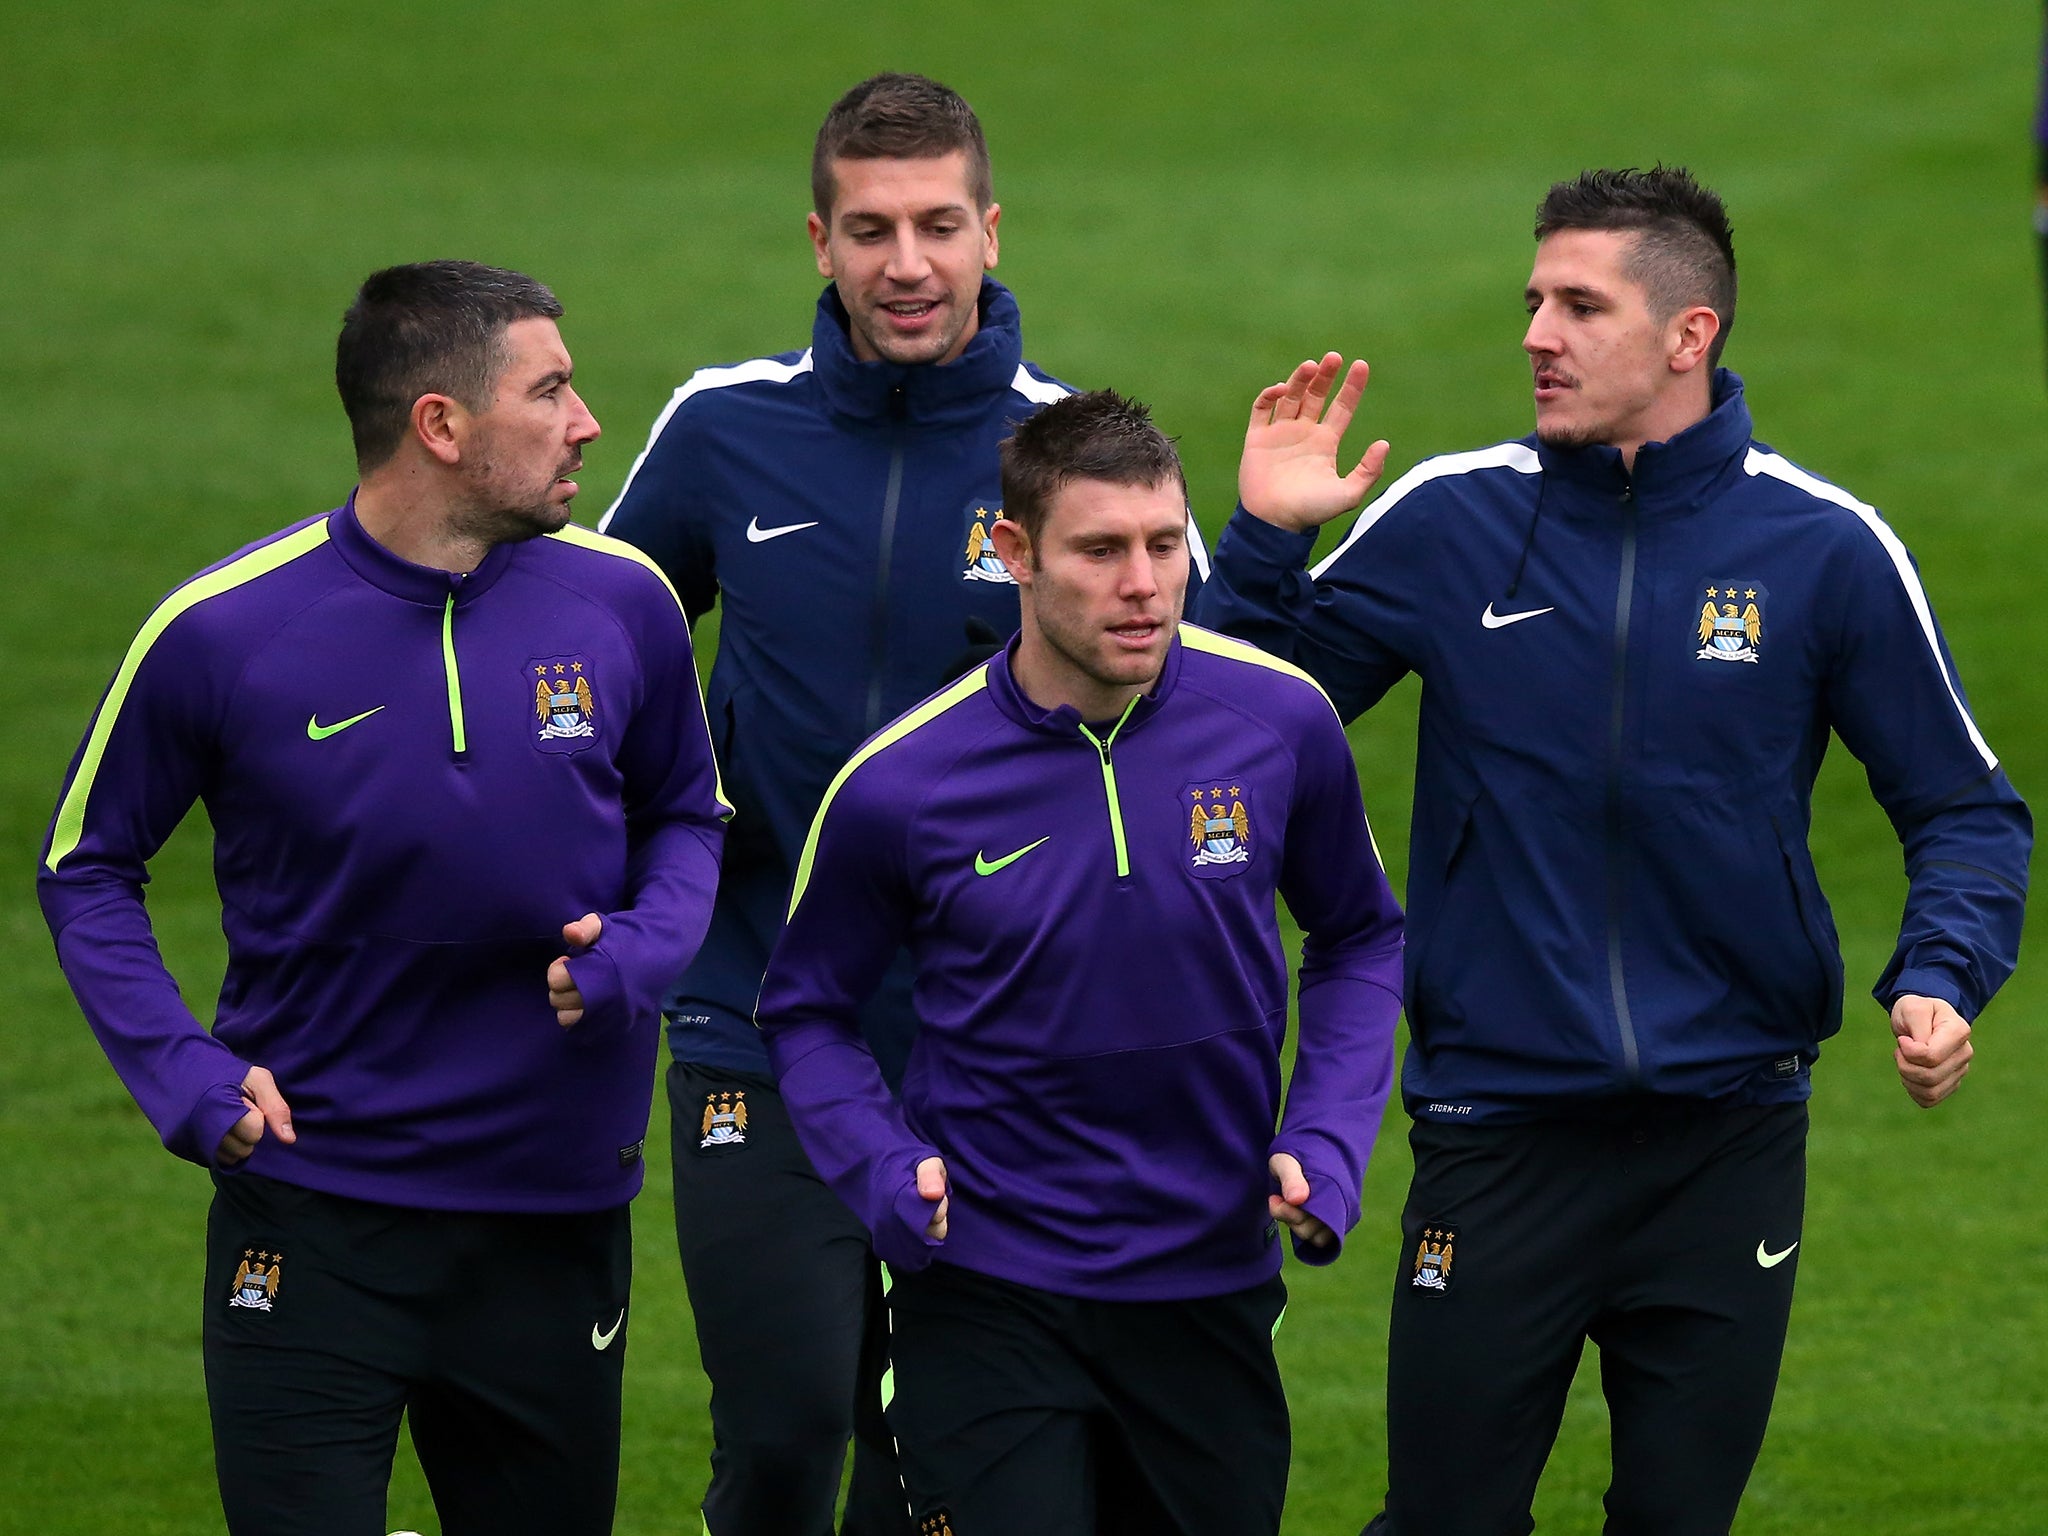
[1756,1240,1799,1269]
[746,517,820,543]
[1481,602,1556,629]
[591,1308,625,1349]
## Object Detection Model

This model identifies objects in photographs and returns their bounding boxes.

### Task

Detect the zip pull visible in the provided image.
[1074,695,1141,879]
[441,593,469,759]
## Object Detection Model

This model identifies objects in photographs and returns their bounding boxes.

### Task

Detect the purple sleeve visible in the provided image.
[1268,695,1405,1264]
[37,611,254,1166]
[756,765,946,1271]
[563,577,729,1036]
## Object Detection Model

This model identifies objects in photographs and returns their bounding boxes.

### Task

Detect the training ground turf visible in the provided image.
[4,4,2044,1531]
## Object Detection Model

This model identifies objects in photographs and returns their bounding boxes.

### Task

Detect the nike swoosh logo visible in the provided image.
[975,837,1050,877]
[592,1308,625,1350]
[1756,1240,1799,1269]
[746,517,820,543]
[306,706,385,740]
[1481,602,1556,629]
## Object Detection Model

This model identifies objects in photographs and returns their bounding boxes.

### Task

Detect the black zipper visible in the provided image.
[864,439,906,734]
[1605,478,1640,1083]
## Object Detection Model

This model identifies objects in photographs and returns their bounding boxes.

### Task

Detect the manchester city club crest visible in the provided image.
[699,1090,748,1150]
[1694,580,1767,664]
[229,1248,283,1311]
[529,655,599,753]
[960,501,1015,584]
[1411,1224,1456,1294]
[1182,781,1254,879]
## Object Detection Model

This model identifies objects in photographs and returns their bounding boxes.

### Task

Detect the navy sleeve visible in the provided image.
[1824,528,2031,1020]
[1190,504,1415,724]
[597,391,720,624]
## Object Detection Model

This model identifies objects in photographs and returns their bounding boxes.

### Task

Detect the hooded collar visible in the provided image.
[328,492,518,606]
[1533,369,1754,516]
[810,277,1027,428]
[985,629,1183,740]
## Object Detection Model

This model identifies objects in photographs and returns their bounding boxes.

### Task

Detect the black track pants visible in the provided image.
[670,1060,911,1536]
[205,1173,630,1536]
[1363,1103,1806,1536]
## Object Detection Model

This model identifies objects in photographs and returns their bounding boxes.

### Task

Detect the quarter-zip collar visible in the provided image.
[328,492,518,606]
[811,277,1027,429]
[985,630,1183,740]
[1532,368,1754,517]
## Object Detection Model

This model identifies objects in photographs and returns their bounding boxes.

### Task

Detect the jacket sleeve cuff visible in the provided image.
[562,944,628,1039]
[180,1079,256,1169]
[1223,504,1322,568]
[1286,1171,1352,1266]
[876,1174,945,1272]
[1882,968,1971,1017]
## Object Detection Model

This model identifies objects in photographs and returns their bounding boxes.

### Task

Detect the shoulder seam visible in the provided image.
[1176,623,1339,719]
[45,520,334,871]
[787,668,993,918]
[1311,441,1541,579]
[1743,448,1996,771]
[598,351,816,531]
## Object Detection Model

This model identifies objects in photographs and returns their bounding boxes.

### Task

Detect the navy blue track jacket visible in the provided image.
[1193,371,2030,1122]
[603,279,1209,1077]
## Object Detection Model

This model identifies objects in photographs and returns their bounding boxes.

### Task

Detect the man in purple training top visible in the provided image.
[38,261,729,1536]
[756,390,1405,1534]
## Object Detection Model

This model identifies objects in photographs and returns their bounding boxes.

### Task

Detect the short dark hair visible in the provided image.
[999,390,1186,547]
[1535,166,1738,365]
[811,72,992,217]
[335,260,564,471]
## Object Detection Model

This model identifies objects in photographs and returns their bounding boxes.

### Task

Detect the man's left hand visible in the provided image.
[547,913,604,1028]
[1269,1152,1333,1249]
[1891,993,1973,1107]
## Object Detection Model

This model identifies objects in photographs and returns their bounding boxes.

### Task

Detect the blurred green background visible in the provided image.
[4,2,2043,1531]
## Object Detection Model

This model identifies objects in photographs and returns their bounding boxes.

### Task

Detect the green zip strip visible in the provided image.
[441,594,467,754]
[1075,694,1142,878]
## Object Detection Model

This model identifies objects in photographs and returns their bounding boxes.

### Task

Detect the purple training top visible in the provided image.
[40,498,729,1212]
[758,626,1405,1302]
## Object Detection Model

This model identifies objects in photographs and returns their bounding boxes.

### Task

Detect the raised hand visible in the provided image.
[1240,353,1390,534]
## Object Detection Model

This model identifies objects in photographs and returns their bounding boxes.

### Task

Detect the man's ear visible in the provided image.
[991,517,1033,585]
[808,211,834,279]
[1668,304,1720,376]
[981,202,1001,272]
[411,393,466,466]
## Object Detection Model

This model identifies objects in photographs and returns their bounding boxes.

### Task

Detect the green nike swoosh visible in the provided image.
[306,705,386,741]
[974,836,1050,877]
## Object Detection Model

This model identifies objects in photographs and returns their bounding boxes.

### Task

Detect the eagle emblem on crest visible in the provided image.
[1695,580,1767,664]
[1411,1225,1455,1293]
[528,655,599,751]
[1182,781,1254,879]
[229,1248,283,1311]
[961,503,1015,584]
[700,1091,748,1150]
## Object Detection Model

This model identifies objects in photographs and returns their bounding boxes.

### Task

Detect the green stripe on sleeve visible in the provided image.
[1176,622,1338,713]
[45,521,332,872]
[549,523,733,817]
[786,668,992,920]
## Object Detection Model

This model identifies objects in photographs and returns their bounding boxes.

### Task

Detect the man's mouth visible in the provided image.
[1533,368,1575,396]
[880,299,941,322]
[1108,619,1163,649]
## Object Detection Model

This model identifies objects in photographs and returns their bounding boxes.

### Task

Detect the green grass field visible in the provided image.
[4,2,2045,1531]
